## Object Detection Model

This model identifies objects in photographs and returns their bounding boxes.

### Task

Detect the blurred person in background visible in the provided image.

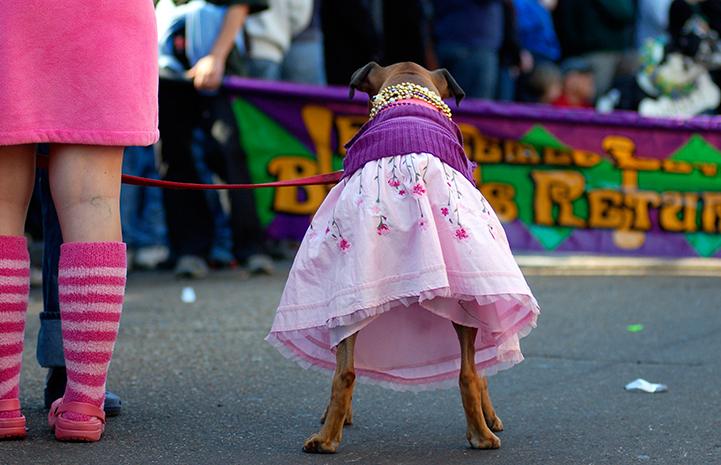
[281,0,326,85]
[513,0,560,102]
[552,58,596,108]
[244,0,313,81]
[321,0,383,85]
[554,0,637,96]
[636,0,672,47]
[121,146,169,271]
[497,0,534,101]
[382,0,436,68]
[156,0,275,278]
[525,62,563,104]
[432,0,505,99]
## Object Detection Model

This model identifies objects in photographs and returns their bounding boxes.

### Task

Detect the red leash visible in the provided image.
[36,156,343,190]
[121,171,343,190]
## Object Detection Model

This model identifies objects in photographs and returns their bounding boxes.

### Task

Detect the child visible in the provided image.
[0,2,158,441]
[266,65,540,397]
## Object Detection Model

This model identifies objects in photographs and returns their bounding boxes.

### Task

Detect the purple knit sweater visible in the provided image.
[343,102,477,185]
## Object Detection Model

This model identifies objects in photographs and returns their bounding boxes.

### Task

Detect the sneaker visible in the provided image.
[174,255,209,279]
[247,254,275,275]
[134,245,170,270]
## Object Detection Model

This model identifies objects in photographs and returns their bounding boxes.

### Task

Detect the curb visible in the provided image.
[516,255,721,276]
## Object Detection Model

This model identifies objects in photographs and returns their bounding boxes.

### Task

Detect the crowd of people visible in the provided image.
[25,0,721,283]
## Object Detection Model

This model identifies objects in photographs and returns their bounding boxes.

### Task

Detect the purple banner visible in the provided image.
[225,77,721,257]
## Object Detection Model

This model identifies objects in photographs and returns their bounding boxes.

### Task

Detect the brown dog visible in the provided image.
[302,62,504,454]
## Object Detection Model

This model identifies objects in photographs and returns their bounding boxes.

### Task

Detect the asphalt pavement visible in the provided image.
[3,262,721,465]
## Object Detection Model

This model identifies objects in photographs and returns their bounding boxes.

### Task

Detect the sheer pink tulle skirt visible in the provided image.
[267,153,540,391]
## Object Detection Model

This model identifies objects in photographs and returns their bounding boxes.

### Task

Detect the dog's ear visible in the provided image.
[431,68,465,106]
[349,62,387,99]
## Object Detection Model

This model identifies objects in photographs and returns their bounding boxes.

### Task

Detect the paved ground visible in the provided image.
[4,262,721,465]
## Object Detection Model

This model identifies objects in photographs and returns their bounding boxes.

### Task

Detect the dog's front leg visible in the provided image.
[303,333,358,453]
[479,375,503,432]
[453,323,501,449]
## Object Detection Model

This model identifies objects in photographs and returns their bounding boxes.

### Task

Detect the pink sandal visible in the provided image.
[0,399,27,440]
[48,398,106,442]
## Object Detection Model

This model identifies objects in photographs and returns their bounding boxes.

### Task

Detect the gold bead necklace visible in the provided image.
[369,82,452,120]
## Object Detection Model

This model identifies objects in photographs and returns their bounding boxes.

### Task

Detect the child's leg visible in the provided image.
[48,145,125,424]
[0,145,35,432]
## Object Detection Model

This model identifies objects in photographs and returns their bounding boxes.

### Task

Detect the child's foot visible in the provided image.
[48,398,105,442]
[0,399,27,440]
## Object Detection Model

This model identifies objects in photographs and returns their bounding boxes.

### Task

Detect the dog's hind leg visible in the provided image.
[320,401,353,425]
[479,375,504,432]
[453,323,501,449]
[303,333,358,453]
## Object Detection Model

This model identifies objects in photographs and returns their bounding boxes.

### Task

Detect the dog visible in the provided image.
[301,62,505,454]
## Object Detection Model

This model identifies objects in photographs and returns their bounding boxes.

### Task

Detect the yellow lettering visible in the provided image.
[532,170,586,227]
[588,190,624,229]
[335,114,367,155]
[624,191,661,231]
[267,157,326,215]
[702,193,721,233]
[480,183,518,222]
[603,136,660,171]
[659,192,698,232]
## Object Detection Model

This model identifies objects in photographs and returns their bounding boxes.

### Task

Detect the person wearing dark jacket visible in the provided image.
[554,0,636,95]
[432,0,505,99]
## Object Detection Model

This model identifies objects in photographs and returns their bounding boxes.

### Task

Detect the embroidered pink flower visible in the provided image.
[397,189,407,197]
[441,207,449,216]
[455,227,469,240]
[411,183,426,197]
[418,217,428,230]
[377,223,390,236]
[388,178,401,188]
[338,238,351,252]
[355,195,365,207]
[369,203,382,215]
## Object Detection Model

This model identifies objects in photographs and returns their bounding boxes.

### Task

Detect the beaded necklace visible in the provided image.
[369,82,452,120]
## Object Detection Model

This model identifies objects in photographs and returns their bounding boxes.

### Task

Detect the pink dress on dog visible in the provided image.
[267,101,540,390]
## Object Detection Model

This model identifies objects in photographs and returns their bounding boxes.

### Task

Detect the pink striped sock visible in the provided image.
[0,236,29,419]
[59,242,126,422]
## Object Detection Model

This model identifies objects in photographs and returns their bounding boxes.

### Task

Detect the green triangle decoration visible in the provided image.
[231,97,314,226]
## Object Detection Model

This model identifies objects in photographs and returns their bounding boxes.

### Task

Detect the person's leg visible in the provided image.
[208,94,274,272]
[128,145,169,269]
[47,145,125,437]
[436,43,498,99]
[281,37,327,85]
[159,77,215,267]
[246,58,283,81]
[37,168,123,415]
[37,169,65,371]
[0,144,35,438]
[472,47,500,100]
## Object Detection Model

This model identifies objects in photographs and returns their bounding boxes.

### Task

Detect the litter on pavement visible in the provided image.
[625,378,668,393]
[181,287,197,303]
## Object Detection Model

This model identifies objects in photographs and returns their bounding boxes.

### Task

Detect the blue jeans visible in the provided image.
[246,59,283,81]
[436,43,499,100]
[281,36,327,85]
[36,169,64,368]
[120,146,168,249]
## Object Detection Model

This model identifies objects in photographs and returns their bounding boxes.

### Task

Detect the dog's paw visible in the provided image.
[487,415,503,432]
[467,431,501,450]
[303,433,339,454]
